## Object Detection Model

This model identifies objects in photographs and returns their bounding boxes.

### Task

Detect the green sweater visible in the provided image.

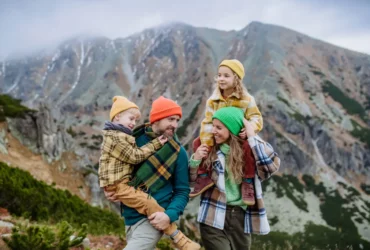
[190,144,246,208]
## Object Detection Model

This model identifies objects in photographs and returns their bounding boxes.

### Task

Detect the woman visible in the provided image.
[189,107,280,250]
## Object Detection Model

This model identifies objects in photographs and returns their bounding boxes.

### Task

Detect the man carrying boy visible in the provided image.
[103,96,199,250]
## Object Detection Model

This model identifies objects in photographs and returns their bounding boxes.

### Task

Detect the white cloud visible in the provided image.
[326,32,370,55]
[0,0,369,58]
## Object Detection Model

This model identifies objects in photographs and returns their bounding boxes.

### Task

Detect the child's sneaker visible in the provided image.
[172,230,201,250]
[241,178,255,205]
[189,173,214,198]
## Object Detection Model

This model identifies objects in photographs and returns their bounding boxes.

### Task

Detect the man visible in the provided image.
[105,96,199,250]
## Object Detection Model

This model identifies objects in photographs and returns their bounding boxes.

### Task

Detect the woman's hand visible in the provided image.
[193,144,209,160]
[243,119,256,138]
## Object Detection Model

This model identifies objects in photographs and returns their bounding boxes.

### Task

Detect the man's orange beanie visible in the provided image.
[149,96,182,123]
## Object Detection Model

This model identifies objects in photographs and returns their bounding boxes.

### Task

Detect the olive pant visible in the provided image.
[200,205,252,250]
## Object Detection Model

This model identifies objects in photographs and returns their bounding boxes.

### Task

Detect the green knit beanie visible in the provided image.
[212,107,244,135]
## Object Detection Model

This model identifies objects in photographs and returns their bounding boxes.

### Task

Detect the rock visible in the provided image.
[0,128,8,154]
[82,237,90,248]
[69,235,90,247]
[84,172,104,207]
[0,220,14,228]
[6,104,73,163]
[6,115,40,154]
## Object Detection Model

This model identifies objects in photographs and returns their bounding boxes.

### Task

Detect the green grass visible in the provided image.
[269,216,279,226]
[360,183,370,195]
[0,94,35,122]
[311,70,325,77]
[66,126,77,138]
[254,174,370,250]
[275,131,282,138]
[350,119,370,148]
[366,96,370,110]
[270,175,308,212]
[277,95,291,107]
[289,111,310,125]
[302,175,326,195]
[0,162,125,235]
[322,80,367,119]
[301,174,369,244]
[252,222,370,250]
[156,238,174,250]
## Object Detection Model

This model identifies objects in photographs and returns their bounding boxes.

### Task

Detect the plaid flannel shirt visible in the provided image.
[200,88,263,146]
[98,130,162,187]
[194,135,280,235]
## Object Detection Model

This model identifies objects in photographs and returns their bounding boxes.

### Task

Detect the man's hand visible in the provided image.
[104,188,119,202]
[148,212,170,231]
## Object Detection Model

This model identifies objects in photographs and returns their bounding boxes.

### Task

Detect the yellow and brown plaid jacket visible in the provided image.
[98,130,162,187]
[200,88,263,146]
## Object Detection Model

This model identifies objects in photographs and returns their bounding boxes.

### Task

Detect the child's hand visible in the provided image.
[243,119,256,138]
[158,135,168,145]
[239,128,247,139]
[194,144,209,160]
[104,188,119,202]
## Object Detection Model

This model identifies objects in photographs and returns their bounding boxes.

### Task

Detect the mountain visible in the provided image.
[0,21,369,248]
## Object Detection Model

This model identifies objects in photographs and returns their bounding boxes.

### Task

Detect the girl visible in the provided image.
[190,107,280,250]
[190,59,263,206]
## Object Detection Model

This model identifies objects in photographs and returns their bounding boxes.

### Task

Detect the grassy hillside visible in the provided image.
[0,162,125,235]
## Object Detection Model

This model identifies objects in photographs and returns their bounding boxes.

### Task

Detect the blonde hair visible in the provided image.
[114,108,141,121]
[215,73,248,98]
[204,134,244,184]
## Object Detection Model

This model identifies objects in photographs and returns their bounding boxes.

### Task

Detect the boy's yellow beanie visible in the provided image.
[110,96,139,121]
[219,59,245,80]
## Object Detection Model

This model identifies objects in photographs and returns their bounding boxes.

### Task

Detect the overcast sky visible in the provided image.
[1,0,369,59]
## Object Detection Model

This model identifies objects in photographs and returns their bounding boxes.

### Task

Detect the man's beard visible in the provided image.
[156,126,175,139]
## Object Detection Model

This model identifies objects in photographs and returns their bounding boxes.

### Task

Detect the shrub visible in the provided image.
[360,183,370,195]
[0,162,125,235]
[0,94,35,122]
[66,127,76,138]
[4,221,87,250]
[156,238,174,250]
[322,80,366,118]
[277,95,291,107]
[271,175,308,212]
[311,70,325,77]
[350,119,370,148]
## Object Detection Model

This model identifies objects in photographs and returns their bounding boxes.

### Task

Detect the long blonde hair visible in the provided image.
[204,134,244,184]
[215,73,249,98]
